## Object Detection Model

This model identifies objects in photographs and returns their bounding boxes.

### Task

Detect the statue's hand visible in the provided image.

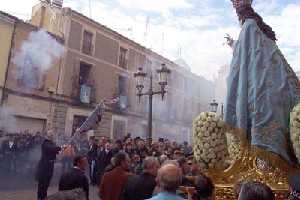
[225,33,235,48]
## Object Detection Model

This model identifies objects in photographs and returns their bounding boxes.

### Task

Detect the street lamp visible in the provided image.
[210,99,218,113]
[221,103,224,119]
[157,63,171,100]
[133,67,146,102]
[134,63,171,142]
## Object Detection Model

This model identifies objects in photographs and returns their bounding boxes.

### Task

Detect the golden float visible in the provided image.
[192,110,300,200]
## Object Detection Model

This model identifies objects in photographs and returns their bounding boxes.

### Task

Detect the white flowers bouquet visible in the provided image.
[290,103,300,163]
[226,132,243,162]
[193,112,230,170]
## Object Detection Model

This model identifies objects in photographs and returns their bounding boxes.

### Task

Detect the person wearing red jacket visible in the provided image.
[99,152,132,200]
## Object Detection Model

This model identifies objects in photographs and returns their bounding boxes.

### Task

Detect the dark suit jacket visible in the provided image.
[87,144,98,162]
[35,139,61,180]
[59,167,89,200]
[40,139,61,161]
[97,150,113,174]
[121,172,156,200]
[99,166,131,200]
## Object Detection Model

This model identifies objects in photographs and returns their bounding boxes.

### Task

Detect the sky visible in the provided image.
[1,0,300,80]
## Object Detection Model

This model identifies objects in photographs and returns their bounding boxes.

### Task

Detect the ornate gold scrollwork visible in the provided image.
[200,125,299,199]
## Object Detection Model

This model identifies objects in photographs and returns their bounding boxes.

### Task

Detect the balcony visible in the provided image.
[82,43,94,55]
[71,84,95,106]
[111,95,128,114]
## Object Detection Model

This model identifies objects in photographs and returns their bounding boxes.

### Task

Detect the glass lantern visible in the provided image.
[210,99,218,113]
[134,67,147,95]
[157,63,171,86]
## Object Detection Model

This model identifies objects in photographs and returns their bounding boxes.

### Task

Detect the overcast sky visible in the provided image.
[1,0,300,80]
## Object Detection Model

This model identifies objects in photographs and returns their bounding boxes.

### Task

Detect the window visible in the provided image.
[79,62,92,85]
[72,115,87,135]
[77,62,93,103]
[118,75,128,96]
[18,55,45,90]
[112,119,126,139]
[119,47,128,69]
[82,30,94,55]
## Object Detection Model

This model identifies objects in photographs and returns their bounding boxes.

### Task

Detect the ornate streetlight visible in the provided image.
[134,63,171,141]
[221,103,224,119]
[157,63,171,100]
[210,99,219,113]
[134,67,146,102]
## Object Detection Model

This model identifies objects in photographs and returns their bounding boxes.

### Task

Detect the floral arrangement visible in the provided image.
[290,103,300,163]
[226,131,243,162]
[193,112,230,170]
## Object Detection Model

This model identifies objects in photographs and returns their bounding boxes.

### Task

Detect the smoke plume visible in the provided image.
[0,106,17,133]
[13,29,64,88]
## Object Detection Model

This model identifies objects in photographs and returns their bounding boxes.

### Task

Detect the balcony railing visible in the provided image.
[80,84,92,103]
[82,44,94,55]
[71,84,95,105]
[110,95,128,113]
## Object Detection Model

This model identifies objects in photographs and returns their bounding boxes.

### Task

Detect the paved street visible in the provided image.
[0,186,99,200]
[0,163,99,200]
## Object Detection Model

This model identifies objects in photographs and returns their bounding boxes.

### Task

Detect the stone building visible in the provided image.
[214,65,230,116]
[0,11,64,133]
[0,1,214,142]
[0,12,15,106]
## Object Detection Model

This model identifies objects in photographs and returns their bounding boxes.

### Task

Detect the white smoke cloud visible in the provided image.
[13,29,64,88]
[0,107,17,133]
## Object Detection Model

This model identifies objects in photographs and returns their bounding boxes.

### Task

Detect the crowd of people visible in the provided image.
[31,130,300,200]
[1,130,300,200]
[0,131,89,177]
[85,134,194,186]
[0,131,45,175]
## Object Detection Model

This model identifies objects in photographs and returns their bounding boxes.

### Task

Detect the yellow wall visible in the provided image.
[30,3,64,38]
[0,19,14,87]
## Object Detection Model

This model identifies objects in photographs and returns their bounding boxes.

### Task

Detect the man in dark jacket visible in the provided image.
[36,130,61,200]
[87,139,98,185]
[122,156,160,200]
[59,155,89,200]
[96,142,113,185]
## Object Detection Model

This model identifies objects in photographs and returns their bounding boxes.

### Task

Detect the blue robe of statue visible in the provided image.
[225,19,300,163]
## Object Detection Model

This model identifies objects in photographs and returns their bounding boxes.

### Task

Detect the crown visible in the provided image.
[231,0,253,9]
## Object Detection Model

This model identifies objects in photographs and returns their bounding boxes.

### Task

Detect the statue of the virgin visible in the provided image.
[225,0,300,164]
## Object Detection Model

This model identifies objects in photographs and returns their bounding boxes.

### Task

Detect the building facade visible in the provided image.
[0,1,214,142]
[0,11,64,133]
[214,65,230,116]
[0,13,15,106]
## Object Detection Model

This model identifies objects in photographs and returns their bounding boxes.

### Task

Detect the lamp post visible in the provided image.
[134,63,171,142]
[210,99,219,113]
[221,103,224,119]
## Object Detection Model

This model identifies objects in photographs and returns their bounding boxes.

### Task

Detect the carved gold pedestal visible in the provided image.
[192,113,300,199]
[206,147,299,200]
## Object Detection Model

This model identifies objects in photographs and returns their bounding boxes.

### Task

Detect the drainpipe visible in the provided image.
[1,20,16,106]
